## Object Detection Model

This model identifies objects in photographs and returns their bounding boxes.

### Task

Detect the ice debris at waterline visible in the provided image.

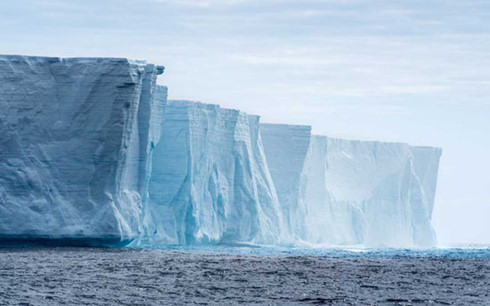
[0,55,442,248]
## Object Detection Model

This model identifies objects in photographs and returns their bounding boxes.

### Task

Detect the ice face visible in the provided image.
[0,55,165,244]
[140,101,286,246]
[304,137,441,247]
[260,125,442,248]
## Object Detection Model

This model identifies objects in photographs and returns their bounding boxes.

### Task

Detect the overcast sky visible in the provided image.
[1,0,489,245]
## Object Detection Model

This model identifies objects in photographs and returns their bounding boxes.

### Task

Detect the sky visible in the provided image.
[1,0,489,245]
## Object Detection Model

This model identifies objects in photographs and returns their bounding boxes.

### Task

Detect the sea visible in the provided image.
[0,245,489,305]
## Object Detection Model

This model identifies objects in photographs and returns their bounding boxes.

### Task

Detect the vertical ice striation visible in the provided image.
[142,100,285,245]
[260,124,311,239]
[260,125,442,248]
[135,67,166,198]
[0,55,164,244]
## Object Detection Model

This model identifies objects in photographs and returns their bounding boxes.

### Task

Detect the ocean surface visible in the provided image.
[0,246,489,305]
[149,244,490,258]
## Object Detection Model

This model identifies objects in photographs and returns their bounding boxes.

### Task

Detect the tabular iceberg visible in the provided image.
[260,124,442,248]
[0,55,165,245]
[0,54,442,248]
[140,100,286,246]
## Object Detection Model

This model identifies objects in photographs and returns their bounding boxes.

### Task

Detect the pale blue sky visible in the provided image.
[1,0,489,245]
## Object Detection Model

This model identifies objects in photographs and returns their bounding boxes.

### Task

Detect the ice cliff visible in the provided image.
[260,124,442,248]
[0,55,165,244]
[0,55,442,248]
[140,100,285,245]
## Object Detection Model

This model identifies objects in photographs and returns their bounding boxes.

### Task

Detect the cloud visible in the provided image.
[152,0,248,7]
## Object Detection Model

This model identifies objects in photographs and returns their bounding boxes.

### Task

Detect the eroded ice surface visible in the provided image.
[0,55,165,243]
[140,100,286,246]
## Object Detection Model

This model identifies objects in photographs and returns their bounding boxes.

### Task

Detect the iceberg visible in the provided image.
[0,55,165,245]
[260,124,442,248]
[0,54,442,248]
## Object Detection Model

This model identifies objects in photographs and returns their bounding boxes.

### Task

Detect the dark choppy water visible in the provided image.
[0,247,489,305]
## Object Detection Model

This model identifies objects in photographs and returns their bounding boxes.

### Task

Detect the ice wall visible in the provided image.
[260,125,442,248]
[142,100,286,245]
[0,55,164,244]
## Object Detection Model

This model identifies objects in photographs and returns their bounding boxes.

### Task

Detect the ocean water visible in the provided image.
[0,245,489,305]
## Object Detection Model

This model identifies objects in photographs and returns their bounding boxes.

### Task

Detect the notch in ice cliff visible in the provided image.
[0,55,442,248]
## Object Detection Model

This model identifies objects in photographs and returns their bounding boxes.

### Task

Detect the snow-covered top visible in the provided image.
[312,134,442,152]
[168,99,254,117]
[0,54,165,74]
[261,122,312,131]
